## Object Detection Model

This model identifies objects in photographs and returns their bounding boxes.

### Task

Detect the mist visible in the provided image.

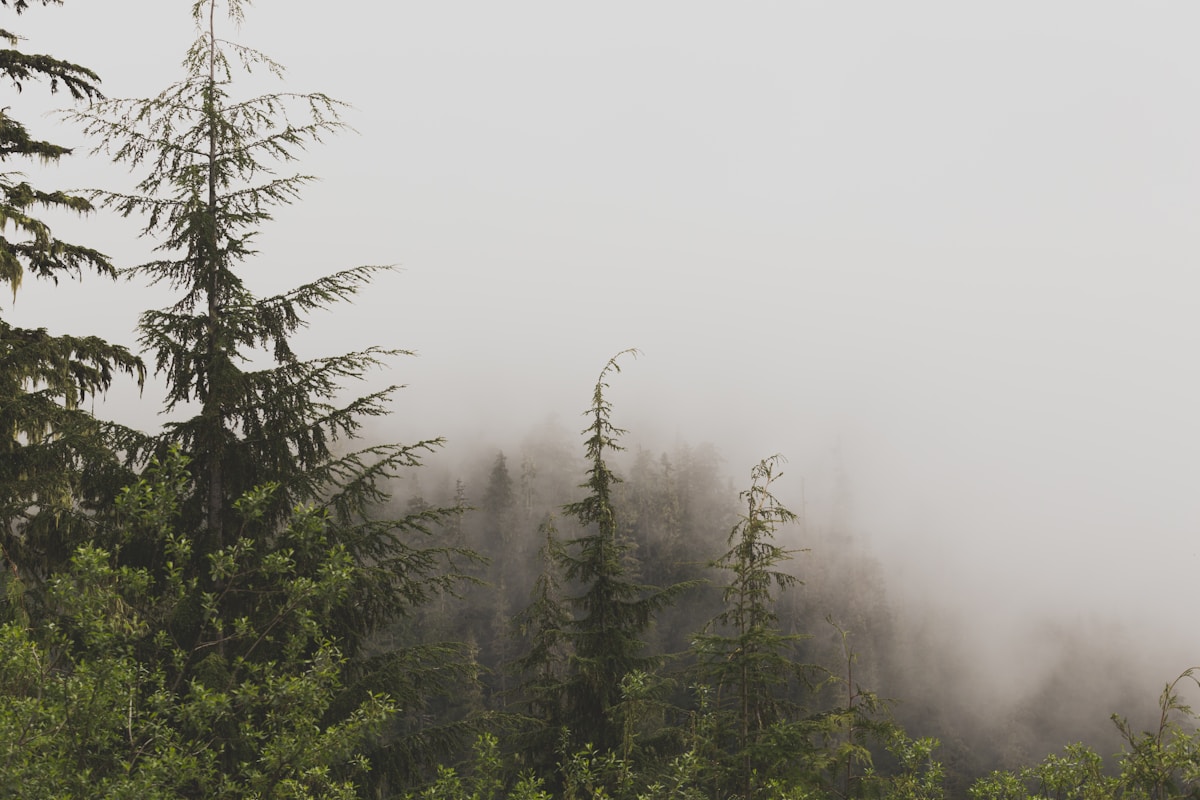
[6,0,1199,779]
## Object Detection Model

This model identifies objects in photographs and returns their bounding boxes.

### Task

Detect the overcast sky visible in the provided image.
[8,2,1200,684]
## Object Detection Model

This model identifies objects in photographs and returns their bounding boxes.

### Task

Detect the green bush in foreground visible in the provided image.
[0,448,392,798]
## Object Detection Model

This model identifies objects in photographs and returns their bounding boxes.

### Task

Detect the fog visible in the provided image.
[7,0,1200,757]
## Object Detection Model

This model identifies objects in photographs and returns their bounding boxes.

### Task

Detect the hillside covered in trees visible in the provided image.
[1,2,1197,799]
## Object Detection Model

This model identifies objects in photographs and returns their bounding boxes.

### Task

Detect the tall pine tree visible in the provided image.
[555,350,693,753]
[507,514,572,772]
[69,0,462,632]
[692,455,806,799]
[66,0,477,788]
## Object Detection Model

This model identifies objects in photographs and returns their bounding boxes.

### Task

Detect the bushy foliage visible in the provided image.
[0,448,391,798]
[969,668,1200,800]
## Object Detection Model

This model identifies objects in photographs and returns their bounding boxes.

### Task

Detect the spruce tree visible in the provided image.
[692,455,806,799]
[70,0,460,630]
[508,514,572,770]
[555,350,693,753]
[481,450,520,622]
[0,0,144,594]
[65,0,475,787]
[482,451,516,554]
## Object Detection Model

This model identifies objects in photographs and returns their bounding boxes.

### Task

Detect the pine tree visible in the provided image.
[71,0,403,549]
[69,0,462,632]
[481,450,520,616]
[555,350,694,753]
[508,514,572,770]
[482,451,516,553]
[65,0,475,788]
[0,0,144,594]
[692,455,806,799]
[518,453,537,519]
[622,448,688,589]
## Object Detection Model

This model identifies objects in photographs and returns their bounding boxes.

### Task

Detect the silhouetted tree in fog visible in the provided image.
[692,455,807,798]
[553,350,694,753]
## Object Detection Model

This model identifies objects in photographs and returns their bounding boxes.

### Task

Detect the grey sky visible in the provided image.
[9,2,1200,683]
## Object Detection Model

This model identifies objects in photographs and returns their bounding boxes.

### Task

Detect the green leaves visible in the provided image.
[0,449,394,797]
[965,669,1200,800]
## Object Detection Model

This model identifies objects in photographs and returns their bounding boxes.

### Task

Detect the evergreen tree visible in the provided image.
[70,0,463,637]
[0,0,144,595]
[555,350,693,753]
[692,455,807,799]
[518,453,537,519]
[481,450,520,621]
[482,451,516,554]
[71,0,405,550]
[65,0,476,788]
[622,448,688,592]
[508,514,572,771]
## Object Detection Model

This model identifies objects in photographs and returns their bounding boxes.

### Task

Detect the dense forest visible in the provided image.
[1,2,1197,798]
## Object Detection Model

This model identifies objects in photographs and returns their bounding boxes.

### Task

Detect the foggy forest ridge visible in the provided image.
[3,1,1199,796]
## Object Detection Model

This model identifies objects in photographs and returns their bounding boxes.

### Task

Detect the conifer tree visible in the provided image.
[508,514,572,769]
[482,451,516,553]
[0,0,144,593]
[481,450,521,622]
[65,0,475,787]
[692,455,806,799]
[518,454,538,518]
[623,449,688,590]
[70,0,461,630]
[555,350,693,752]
